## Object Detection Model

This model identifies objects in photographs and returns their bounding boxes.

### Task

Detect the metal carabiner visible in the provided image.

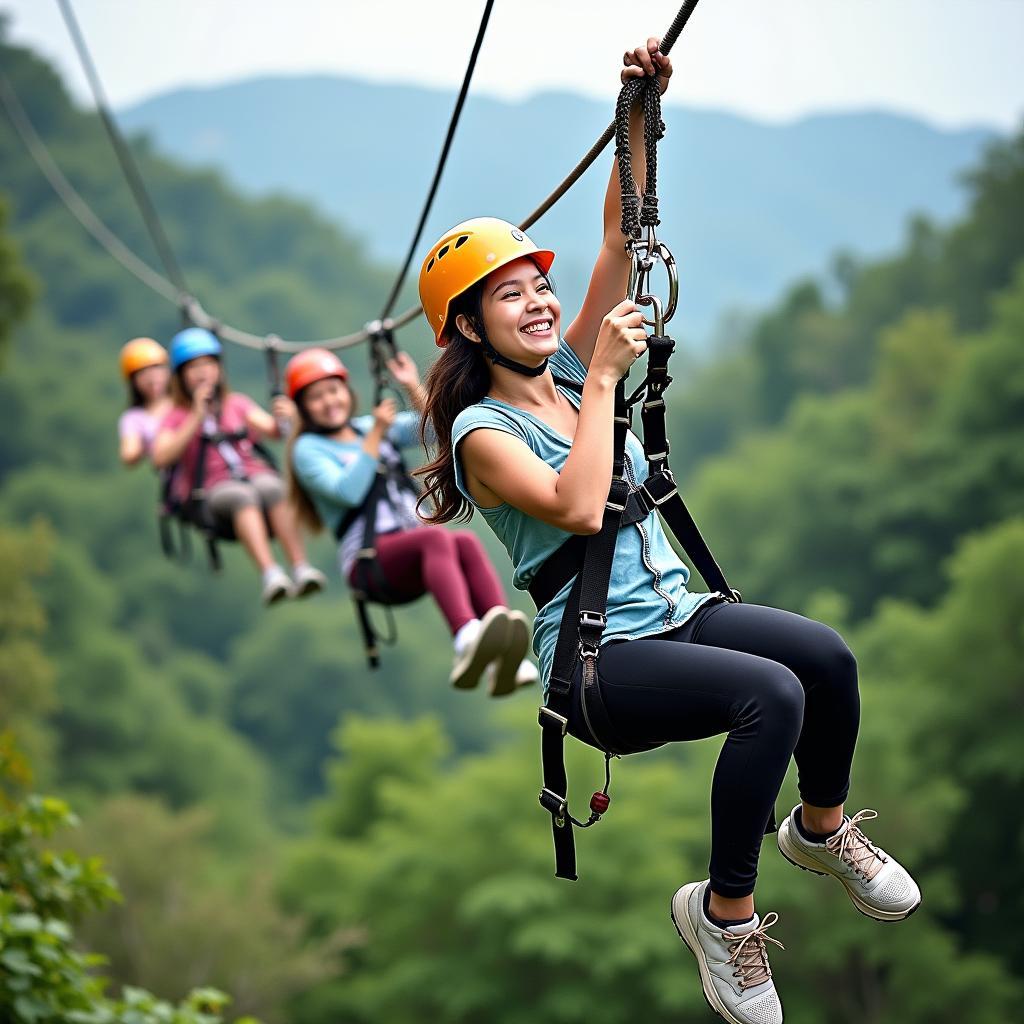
[636,293,665,338]
[626,224,657,304]
[627,235,678,332]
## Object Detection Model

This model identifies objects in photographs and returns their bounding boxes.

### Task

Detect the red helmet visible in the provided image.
[285,348,349,400]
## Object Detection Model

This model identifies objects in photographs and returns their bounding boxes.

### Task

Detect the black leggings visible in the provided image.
[567,600,860,899]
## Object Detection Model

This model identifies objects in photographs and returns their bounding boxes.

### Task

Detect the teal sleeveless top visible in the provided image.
[452,338,715,697]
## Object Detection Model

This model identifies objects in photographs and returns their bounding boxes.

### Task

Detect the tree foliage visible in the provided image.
[0,742,259,1024]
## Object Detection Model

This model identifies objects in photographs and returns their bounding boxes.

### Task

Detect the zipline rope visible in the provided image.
[57,0,189,296]
[379,0,495,322]
[6,0,702,353]
[0,71,181,305]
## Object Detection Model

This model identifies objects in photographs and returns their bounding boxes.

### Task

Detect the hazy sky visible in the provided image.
[4,0,1023,129]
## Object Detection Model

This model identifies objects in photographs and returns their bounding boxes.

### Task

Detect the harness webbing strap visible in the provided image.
[539,378,630,879]
[333,428,421,669]
[536,338,739,881]
[175,416,278,572]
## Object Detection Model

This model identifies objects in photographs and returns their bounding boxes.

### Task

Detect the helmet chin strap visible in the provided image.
[479,329,549,378]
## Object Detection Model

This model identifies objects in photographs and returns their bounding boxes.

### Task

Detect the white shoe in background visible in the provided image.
[291,563,327,598]
[484,655,539,696]
[486,609,531,697]
[450,607,512,690]
[261,565,295,606]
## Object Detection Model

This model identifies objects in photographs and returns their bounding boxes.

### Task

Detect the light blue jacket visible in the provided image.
[292,412,421,576]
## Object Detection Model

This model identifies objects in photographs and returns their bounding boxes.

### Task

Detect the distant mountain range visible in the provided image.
[122,78,994,345]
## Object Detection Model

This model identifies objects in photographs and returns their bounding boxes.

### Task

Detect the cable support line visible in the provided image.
[0,69,373,352]
[379,0,494,321]
[11,0,702,354]
[519,0,700,231]
[57,0,188,295]
[0,71,181,304]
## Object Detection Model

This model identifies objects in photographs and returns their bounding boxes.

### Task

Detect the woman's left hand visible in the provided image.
[622,37,672,96]
[387,352,421,390]
[271,394,296,425]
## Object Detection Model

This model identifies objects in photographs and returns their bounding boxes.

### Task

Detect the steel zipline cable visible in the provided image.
[4,0,703,354]
[57,0,189,297]
[378,0,494,323]
[0,71,182,306]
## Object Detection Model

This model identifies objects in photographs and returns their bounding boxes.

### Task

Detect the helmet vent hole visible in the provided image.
[438,244,450,260]
[426,257,435,273]
[455,235,469,249]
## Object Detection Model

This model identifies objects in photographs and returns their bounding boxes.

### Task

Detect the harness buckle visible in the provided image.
[356,547,377,559]
[638,471,679,512]
[539,706,569,736]
[539,787,569,825]
[605,497,627,513]
[579,610,607,631]
[641,480,677,508]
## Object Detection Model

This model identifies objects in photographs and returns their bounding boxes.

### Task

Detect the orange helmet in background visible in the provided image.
[119,337,168,379]
[285,347,349,400]
[418,217,555,347]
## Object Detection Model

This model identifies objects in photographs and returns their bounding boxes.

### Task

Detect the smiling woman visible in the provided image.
[416,35,922,1024]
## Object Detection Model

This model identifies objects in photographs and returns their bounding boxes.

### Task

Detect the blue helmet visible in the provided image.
[169,327,222,371]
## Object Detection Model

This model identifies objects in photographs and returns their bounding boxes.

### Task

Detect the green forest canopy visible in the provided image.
[1,22,1023,1024]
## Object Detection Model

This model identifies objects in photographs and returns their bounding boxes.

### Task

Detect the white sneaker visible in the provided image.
[777,806,921,922]
[291,563,327,598]
[261,565,295,606]
[671,880,784,1024]
[450,607,512,690]
[484,655,539,696]
[486,610,531,698]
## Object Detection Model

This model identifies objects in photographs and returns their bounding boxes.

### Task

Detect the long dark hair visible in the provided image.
[286,380,360,536]
[126,379,146,409]
[417,283,490,524]
[125,367,169,409]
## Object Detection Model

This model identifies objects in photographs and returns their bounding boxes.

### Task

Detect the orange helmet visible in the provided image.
[120,337,168,379]
[418,217,555,347]
[285,347,349,400]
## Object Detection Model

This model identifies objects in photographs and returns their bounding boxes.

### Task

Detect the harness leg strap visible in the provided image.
[539,703,577,880]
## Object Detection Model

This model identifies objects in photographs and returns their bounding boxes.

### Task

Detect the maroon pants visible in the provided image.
[348,527,507,635]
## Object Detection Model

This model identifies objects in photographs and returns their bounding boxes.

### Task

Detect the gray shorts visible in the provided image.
[206,473,284,526]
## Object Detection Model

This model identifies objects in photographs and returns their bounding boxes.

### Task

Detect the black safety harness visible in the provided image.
[159,412,278,573]
[532,75,742,881]
[333,422,422,668]
[159,328,284,572]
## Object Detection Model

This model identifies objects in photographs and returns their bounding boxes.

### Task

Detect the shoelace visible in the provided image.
[724,912,784,990]
[826,808,888,880]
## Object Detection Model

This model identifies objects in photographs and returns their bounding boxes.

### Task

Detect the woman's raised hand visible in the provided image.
[372,397,398,433]
[271,395,296,425]
[387,352,421,390]
[622,37,673,95]
[591,300,648,385]
[191,381,215,418]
